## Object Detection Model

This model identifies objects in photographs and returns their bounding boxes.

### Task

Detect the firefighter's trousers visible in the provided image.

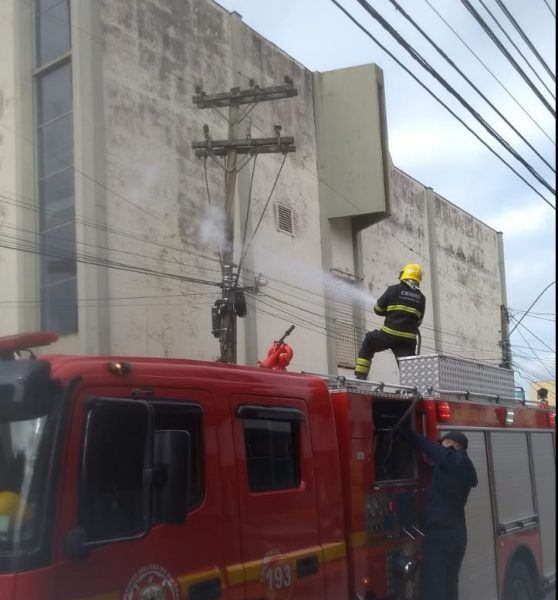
[420,529,466,600]
[354,329,416,379]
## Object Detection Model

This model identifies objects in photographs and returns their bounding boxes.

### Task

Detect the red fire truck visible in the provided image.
[0,332,555,600]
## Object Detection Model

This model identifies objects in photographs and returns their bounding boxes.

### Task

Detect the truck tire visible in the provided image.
[504,560,539,600]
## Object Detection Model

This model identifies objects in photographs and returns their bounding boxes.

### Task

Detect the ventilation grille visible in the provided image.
[335,319,357,368]
[275,203,294,235]
[329,276,358,369]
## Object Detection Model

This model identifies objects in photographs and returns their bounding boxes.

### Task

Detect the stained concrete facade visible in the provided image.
[0,0,507,384]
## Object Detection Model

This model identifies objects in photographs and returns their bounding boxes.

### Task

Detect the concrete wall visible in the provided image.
[0,0,505,383]
[0,0,40,339]
[89,0,326,371]
[349,168,504,384]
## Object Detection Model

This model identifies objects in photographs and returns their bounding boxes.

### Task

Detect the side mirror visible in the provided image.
[64,526,90,561]
[153,430,191,524]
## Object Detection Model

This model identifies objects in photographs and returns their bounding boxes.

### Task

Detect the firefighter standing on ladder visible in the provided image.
[354,263,426,380]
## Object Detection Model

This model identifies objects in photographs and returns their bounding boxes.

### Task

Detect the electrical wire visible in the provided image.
[459,0,556,116]
[10,0,556,368]
[386,0,555,173]
[241,153,258,249]
[203,157,224,271]
[508,280,556,335]
[328,0,555,208]
[477,0,555,98]
[541,0,556,18]
[422,0,555,146]
[30,0,557,216]
[513,319,555,379]
[1,221,223,278]
[493,0,556,83]
[511,316,556,354]
[237,154,288,274]
[352,0,555,194]
[0,232,221,289]
[0,120,166,225]
[0,191,223,268]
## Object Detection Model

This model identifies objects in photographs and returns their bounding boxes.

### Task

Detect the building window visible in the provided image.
[275,203,294,236]
[36,0,71,66]
[35,0,77,334]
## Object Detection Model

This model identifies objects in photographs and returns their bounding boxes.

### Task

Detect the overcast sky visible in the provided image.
[216,0,556,398]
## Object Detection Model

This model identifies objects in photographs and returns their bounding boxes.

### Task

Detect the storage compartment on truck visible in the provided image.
[372,398,416,481]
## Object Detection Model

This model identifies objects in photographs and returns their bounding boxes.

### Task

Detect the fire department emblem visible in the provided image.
[260,548,295,599]
[122,564,180,600]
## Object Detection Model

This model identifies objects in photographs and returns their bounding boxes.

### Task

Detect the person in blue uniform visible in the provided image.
[409,430,478,600]
[354,263,426,380]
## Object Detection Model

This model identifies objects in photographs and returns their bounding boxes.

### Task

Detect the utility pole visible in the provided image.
[192,78,297,363]
[499,304,512,369]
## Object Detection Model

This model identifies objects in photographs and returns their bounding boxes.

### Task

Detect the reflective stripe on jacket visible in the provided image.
[374,282,426,339]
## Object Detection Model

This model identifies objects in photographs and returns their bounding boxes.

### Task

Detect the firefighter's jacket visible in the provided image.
[373,282,426,340]
[410,432,478,539]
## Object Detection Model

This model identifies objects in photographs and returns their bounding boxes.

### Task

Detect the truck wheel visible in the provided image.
[504,561,538,600]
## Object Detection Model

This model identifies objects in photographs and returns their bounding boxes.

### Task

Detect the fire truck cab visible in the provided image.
[0,333,555,600]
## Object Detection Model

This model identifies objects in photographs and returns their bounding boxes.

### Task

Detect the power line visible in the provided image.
[28,0,556,216]
[0,120,165,225]
[258,290,504,357]
[0,232,221,290]
[329,0,554,208]
[10,0,552,366]
[0,221,223,278]
[493,0,556,83]
[512,316,556,354]
[508,280,556,335]
[351,0,555,195]
[541,0,556,18]
[0,191,223,268]
[238,153,289,275]
[513,318,555,378]
[477,0,555,99]
[386,0,555,173]
[422,0,555,146]
[459,0,556,116]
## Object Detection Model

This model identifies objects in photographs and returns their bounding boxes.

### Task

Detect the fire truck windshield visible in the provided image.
[0,411,53,555]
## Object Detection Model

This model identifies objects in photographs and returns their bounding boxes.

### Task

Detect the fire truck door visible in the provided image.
[230,395,326,600]
[54,387,240,600]
[441,430,499,600]
[529,432,555,580]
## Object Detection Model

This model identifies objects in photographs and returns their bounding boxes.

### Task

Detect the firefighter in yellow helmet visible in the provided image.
[354,263,426,380]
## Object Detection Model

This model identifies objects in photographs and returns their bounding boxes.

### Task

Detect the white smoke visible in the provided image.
[199,205,229,254]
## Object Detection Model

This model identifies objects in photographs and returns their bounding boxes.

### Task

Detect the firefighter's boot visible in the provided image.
[354,357,371,380]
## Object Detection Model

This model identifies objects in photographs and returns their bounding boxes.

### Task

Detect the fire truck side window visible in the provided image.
[152,402,203,511]
[80,401,150,543]
[239,407,302,492]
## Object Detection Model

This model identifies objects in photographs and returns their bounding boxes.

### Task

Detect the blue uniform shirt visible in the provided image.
[410,432,478,540]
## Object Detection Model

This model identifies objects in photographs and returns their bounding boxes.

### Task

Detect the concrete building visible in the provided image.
[0,0,508,384]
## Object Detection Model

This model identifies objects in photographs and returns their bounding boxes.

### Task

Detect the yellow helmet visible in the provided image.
[0,491,22,517]
[399,263,422,283]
